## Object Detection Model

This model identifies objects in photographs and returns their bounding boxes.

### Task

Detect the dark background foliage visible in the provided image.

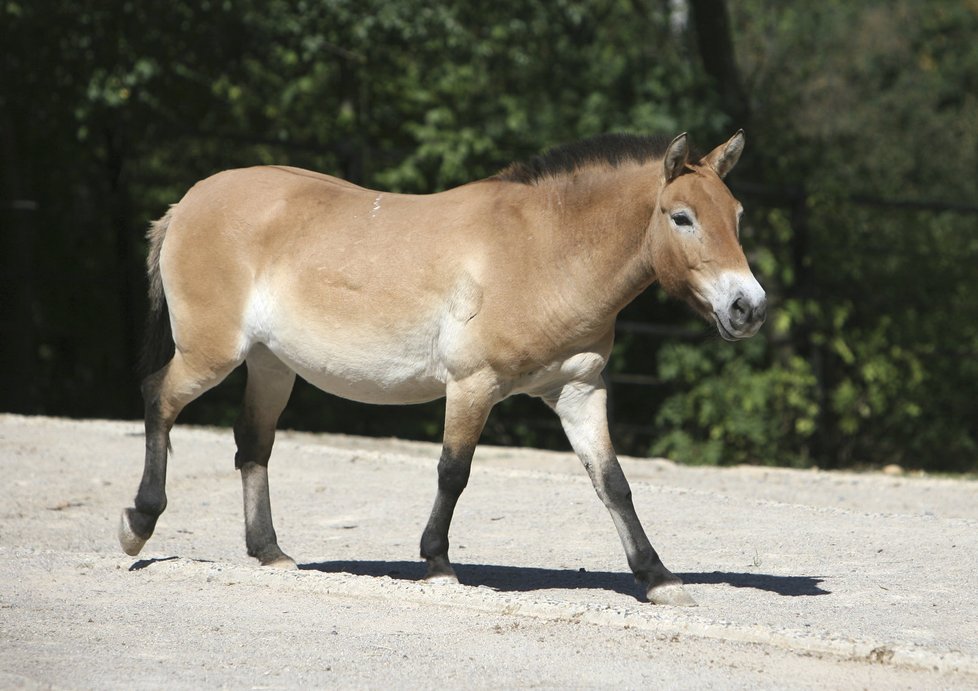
[2,0,976,471]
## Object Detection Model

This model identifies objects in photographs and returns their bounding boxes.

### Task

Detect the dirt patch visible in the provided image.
[2,414,977,688]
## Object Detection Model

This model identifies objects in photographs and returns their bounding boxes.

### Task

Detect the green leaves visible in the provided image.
[651,340,819,467]
[5,0,976,471]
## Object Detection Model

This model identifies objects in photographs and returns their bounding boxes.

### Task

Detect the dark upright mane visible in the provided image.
[495,133,675,185]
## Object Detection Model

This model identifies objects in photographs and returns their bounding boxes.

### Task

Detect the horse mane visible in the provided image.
[494,133,678,185]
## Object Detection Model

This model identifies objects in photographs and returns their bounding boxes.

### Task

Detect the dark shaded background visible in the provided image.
[2,0,976,470]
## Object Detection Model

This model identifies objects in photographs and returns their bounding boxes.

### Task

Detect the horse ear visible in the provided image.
[663,132,689,182]
[702,130,745,179]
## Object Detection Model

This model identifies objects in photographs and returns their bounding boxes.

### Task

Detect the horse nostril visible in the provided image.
[730,296,749,328]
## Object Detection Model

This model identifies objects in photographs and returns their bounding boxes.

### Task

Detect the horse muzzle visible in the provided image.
[714,290,767,341]
[703,270,767,341]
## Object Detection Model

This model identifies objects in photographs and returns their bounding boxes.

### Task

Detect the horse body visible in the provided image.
[161,163,649,404]
[162,167,463,404]
[122,131,766,606]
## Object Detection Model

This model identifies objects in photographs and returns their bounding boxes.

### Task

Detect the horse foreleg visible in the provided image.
[234,347,297,568]
[420,376,495,583]
[549,379,696,606]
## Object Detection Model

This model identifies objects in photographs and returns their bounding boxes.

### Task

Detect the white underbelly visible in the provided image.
[244,289,448,404]
[268,332,448,405]
[240,276,481,404]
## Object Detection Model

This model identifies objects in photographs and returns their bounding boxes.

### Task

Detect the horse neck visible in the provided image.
[538,165,661,322]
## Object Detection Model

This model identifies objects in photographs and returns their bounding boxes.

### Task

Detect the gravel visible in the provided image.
[2,414,977,688]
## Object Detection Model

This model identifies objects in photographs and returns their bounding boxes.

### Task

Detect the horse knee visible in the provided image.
[437,454,471,496]
[596,486,632,508]
[594,469,633,507]
[140,369,164,406]
[234,416,274,469]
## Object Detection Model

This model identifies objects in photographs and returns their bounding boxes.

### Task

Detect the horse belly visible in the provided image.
[278,328,450,404]
[252,296,449,404]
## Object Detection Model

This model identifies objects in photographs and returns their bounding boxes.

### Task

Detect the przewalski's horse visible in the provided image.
[120,131,766,606]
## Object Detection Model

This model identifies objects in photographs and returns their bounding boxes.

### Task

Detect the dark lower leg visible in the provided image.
[235,351,295,567]
[120,352,234,557]
[420,446,474,579]
[595,464,676,581]
[419,379,494,582]
[120,372,172,555]
[586,458,693,605]
[239,461,293,566]
[125,432,168,540]
[552,381,695,605]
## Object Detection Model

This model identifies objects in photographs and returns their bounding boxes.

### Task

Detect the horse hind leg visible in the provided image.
[234,346,297,568]
[120,349,236,556]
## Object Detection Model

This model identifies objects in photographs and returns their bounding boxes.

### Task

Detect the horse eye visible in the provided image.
[671,212,693,227]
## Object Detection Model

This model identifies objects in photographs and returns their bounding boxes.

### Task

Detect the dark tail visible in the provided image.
[138,209,176,379]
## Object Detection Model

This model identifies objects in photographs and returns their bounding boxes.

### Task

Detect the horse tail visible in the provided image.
[138,208,176,379]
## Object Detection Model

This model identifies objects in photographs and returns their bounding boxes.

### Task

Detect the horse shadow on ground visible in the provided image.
[127,556,216,571]
[299,560,829,598]
[128,556,182,571]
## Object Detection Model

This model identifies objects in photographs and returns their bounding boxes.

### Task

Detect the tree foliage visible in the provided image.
[1,0,975,471]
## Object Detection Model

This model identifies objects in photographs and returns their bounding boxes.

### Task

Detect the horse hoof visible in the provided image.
[424,573,460,585]
[647,582,697,606]
[423,556,459,584]
[261,555,298,570]
[119,509,148,556]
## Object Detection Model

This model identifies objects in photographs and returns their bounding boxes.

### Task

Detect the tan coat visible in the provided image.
[122,131,766,607]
